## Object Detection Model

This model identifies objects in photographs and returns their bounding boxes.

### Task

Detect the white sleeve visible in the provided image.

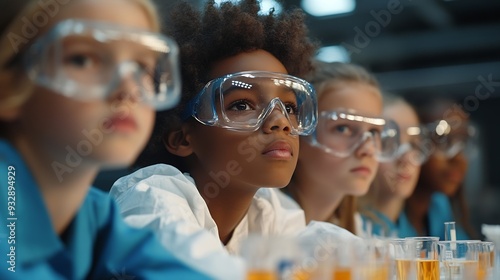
[271,188,307,234]
[251,188,306,235]
[354,212,367,238]
[298,220,362,243]
[109,164,245,280]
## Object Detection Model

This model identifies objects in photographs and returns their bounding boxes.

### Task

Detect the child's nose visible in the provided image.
[262,108,292,134]
[355,132,377,158]
[109,62,143,104]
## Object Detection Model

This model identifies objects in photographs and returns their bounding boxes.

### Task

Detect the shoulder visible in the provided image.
[86,187,113,210]
[431,192,452,207]
[110,164,196,197]
[250,188,306,234]
[74,187,121,231]
[108,164,212,228]
[109,164,204,208]
[360,210,398,237]
[299,221,361,243]
[397,211,419,237]
[429,192,454,221]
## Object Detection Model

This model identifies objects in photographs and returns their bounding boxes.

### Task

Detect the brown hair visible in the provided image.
[407,97,477,239]
[334,195,357,234]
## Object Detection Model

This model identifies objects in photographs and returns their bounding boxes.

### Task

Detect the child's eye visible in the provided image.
[137,60,156,74]
[334,125,352,135]
[137,62,156,83]
[65,54,95,68]
[370,128,382,136]
[64,52,102,69]
[285,103,298,115]
[228,100,254,111]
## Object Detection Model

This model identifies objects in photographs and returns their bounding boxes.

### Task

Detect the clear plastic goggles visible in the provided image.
[306,110,400,162]
[182,71,318,135]
[394,125,431,165]
[22,19,181,111]
[425,120,476,159]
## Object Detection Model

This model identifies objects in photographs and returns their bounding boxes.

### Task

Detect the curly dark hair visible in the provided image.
[135,0,318,169]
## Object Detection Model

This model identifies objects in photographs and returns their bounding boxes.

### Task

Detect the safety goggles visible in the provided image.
[425,120,476,159]
[393,125,431,165]
[182,71,318,135]
[306,110,400,162]
[22,19,181,111]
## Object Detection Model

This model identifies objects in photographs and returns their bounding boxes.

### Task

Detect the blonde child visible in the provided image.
[283,61,399,236]
[0,0,208,278]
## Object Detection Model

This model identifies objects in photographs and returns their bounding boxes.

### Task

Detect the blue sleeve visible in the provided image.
[455,225,470,240]
[428,192,470,240]
[360,210,400,238]
[397,212,419,238]
[88,190,212,280]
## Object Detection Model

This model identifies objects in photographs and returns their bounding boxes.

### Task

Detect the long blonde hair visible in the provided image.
[0,0,161,112]
[307,61,381,234]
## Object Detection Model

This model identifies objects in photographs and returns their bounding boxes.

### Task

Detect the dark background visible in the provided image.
[94,0,500,234]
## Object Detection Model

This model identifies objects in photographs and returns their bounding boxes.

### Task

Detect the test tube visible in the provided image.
[445,221,457,253]
[444,221,457,241]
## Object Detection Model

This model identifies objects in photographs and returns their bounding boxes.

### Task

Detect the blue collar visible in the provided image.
[0,140,63,265]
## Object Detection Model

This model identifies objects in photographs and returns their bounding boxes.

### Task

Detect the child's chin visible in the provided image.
[260,180,291,189]
[97,153,137,170]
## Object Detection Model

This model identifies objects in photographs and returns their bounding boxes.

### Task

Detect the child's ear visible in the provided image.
[0,74,31,121]
[0,96,23,122]
[164,124,194,157]
[0,106,21,121]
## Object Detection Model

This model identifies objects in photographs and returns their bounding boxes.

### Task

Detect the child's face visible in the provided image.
[375,102,421,199]
[15,0,156,168]
[420,115,469,196]
[298,81,382,196]
[186,50,300,190]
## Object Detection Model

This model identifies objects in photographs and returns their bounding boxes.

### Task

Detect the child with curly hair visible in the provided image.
[110,0,357,278]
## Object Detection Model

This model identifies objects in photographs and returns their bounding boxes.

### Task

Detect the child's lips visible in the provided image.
[105,115,138,132]
[397,173,412,181]
[350,166,372,176]
[262,140,293,159]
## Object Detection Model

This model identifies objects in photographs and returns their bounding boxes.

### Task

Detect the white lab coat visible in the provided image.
[274,189,366,237]
[110,164,359,280]
[328,212,366,237]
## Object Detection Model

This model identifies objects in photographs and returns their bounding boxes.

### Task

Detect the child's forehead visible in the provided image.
[384,102,418,122]
[41,0,154,34]
[208,49,287,80]
[319,82,382,110]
